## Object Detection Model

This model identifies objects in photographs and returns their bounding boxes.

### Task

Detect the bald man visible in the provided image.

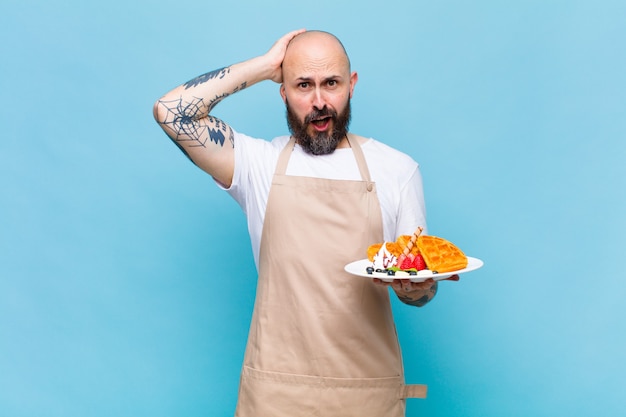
[154,30,435,416]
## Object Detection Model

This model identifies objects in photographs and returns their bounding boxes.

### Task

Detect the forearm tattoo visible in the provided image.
[156,96,234,147]
[397,282,438,307]
[155,66,245,156]
[183,67,230,89]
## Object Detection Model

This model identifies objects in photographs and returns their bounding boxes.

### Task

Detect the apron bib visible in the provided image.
[235,136,426,416]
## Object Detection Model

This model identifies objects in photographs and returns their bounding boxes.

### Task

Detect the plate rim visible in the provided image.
[344,256,484,282]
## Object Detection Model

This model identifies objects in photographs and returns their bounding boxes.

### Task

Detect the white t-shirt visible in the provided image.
[221,131,428,269]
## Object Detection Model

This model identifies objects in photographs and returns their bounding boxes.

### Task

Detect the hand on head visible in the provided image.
[265,29,307,84]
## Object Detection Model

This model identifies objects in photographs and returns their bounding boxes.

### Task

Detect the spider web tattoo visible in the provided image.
[156,96,231,148]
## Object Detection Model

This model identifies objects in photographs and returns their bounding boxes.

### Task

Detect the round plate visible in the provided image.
[344,256,484,282]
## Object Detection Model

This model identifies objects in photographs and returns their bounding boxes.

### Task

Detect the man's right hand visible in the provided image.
[264,29,306,84]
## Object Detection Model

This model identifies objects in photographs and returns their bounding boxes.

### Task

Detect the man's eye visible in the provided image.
[328,80,337,86]
[298,82,309,88]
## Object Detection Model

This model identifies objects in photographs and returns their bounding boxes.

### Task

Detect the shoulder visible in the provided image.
[234,131,290,152]
[229,132,290,190]
[231,131,290,166]
[269,135,292,152]
[359,136,419,174]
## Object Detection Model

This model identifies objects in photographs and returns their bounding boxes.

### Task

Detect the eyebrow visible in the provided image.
[295,75,342,83]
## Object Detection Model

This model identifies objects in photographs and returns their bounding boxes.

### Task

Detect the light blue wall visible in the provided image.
[1,0,624,416]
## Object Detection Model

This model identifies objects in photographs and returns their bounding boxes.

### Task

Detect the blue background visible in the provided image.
[1,0,625,416]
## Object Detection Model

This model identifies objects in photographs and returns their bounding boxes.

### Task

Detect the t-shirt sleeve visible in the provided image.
[214,130,274,215]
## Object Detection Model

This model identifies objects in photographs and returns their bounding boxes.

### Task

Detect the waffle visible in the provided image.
[367,241,402,262]
[395,234,420,257]
[416,235,468,273]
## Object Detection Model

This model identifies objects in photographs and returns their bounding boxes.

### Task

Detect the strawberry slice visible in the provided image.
[399,254,414,270]
[413,253,427,271]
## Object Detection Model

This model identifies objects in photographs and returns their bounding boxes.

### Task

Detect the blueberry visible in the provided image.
[387,270,396,276]
[366,266,374,274]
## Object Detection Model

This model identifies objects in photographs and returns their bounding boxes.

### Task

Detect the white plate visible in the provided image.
[344,256,484,283]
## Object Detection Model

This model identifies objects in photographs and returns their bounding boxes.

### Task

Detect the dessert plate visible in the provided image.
[344,256,484,283]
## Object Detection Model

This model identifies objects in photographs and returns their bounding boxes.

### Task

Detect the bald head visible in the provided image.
[282,31,351,79]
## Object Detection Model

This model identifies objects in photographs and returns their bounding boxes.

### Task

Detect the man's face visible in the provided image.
[285,98,352,155]
[280,32,358,154]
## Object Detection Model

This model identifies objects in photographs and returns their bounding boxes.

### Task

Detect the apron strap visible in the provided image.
[401,384,428,399]
[346,134,373,183]
[275,137,296,176]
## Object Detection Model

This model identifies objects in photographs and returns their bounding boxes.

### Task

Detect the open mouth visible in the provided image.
[311,117,331,131]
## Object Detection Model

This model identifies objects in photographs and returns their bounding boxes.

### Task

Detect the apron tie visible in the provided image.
[401,384,428,399]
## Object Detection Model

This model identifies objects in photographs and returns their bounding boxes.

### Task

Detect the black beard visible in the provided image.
[286,100,351,155]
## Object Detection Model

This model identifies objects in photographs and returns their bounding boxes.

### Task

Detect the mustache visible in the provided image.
[304,107,337,123]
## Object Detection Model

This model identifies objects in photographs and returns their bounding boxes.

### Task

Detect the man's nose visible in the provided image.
[312,88,326,110]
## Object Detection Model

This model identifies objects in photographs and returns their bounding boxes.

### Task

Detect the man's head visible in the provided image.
[280,31,358,155]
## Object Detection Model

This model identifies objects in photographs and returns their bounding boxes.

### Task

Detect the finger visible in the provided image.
[399,279,412,292]
[281,28,307,44]
[269,29,307,57]
[372,278,392,287]
[411,282,429,291]
[443,274,460,281]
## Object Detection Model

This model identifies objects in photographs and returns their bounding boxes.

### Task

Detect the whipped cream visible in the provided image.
[372,242,397,269]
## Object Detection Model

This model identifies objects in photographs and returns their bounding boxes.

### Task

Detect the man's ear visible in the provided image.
[349,71,358,99]
[280,84,287,103]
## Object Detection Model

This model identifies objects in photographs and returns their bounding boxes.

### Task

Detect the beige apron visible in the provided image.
[235,136,426,416]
